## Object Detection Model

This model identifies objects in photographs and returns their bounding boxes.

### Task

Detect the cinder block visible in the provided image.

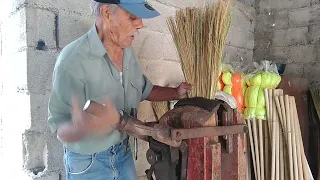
[307,24,320,44]
[310,4,320,25]
[304,62,320,83]
[316,42,320,61]
[135,32,178,62]
[163,34,179,61]
[140,59,184,87]
[144,1,177,34]
[58,10,94,48]
[29,93,51,133]
[223,45,253,66]
[253,46,270,62]
[26,7,56,49]
[132,29,150,57]
[289,7,310,27]
[34,172,60,180]
[269,45,315,64]
[259,0,310,11]
[27,49,58,94]
[289,0,310,9]
[139,31,166,61]
[1,7,27,55]
[22,130,47,172]
[274,11,290,29]
[24,0,91,16]
[272,27,308,46]
[257,0,272,13]
[154,0,198,8]
[236,0,255,8]
[311,0,320,5]
[45,134,64,172]
[270,46,289,63]
[255,11,289,32]
[230,3,255,32]
[272,30,288,46]
[288,45,316,63]
[283,63,304,77]
[226,26,255,49]
[138,101,157,123]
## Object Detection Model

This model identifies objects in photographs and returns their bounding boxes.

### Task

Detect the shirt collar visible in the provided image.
[88,24,107,58]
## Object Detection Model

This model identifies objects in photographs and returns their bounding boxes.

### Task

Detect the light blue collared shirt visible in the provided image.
[47,25,153,155]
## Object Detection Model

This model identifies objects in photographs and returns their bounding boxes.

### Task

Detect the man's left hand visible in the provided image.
[176,82,192,99]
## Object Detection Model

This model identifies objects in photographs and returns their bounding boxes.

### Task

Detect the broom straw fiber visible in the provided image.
[152,101,169,120]
[167,0,231,99]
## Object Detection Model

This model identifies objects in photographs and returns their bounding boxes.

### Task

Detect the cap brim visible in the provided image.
[119,3,160,19]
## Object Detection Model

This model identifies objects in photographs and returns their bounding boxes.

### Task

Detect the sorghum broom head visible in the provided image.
[167,0,231,100]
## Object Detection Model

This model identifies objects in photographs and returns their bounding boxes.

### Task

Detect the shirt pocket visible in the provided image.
[129,79,143,108]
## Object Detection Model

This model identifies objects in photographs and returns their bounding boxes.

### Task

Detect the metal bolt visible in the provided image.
[176,132,182,138]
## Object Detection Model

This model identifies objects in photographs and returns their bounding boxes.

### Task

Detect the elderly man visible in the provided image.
[47,0,191,180]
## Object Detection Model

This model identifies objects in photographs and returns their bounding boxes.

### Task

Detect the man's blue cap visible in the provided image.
[94,0,160,19]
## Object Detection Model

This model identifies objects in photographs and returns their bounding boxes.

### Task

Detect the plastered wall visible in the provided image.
[0,0,255,179]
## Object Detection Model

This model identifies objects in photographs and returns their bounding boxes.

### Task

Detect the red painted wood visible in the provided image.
[185,109,247,180]
[187,138,204,180]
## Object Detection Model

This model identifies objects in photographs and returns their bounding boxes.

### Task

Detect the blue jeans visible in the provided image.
[63,139,138,180]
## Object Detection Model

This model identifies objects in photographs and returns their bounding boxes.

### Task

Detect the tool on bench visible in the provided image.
[83,93,248,180]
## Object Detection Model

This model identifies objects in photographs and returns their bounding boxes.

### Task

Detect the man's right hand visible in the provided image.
[81,97,120,136]
[57,96,120,142]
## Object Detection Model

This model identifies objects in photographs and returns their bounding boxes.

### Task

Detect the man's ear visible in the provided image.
[100,4,112,21]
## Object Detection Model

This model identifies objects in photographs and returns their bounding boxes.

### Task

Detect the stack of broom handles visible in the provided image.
[246,88,314,180]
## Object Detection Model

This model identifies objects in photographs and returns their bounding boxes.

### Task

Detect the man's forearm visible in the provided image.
[146,85,179,101]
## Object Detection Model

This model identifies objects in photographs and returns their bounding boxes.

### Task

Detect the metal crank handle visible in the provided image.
[170,124,248,141]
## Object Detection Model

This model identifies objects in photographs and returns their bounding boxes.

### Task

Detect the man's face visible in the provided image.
[104,6,144,48]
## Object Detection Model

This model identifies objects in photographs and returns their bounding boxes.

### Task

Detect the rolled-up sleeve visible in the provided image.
[141,74,153,101]
[47,66,86,134]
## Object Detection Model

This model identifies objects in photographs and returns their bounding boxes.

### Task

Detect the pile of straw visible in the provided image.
[167,0,231,99]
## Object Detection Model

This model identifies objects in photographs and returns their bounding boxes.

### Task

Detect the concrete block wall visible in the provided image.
[0,0,255,179]
[254,0,320,86]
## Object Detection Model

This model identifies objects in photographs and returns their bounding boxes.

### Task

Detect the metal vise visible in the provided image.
[144,97,248,180]
[83,93,248,180]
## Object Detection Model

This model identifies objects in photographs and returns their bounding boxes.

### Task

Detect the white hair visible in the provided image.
[90,0,119,17]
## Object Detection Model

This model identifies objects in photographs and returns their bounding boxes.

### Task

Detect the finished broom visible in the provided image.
[167,0,231,99]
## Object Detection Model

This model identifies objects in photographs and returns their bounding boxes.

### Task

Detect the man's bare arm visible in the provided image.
[146,83,192,101]
[146,85,180,101]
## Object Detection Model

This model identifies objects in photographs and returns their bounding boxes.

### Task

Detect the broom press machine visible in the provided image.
[84,92,248,180]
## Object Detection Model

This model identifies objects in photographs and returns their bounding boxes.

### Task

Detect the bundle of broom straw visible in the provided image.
[167,0,231,99]
[247,88,314,180]
[152,101,169,120]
